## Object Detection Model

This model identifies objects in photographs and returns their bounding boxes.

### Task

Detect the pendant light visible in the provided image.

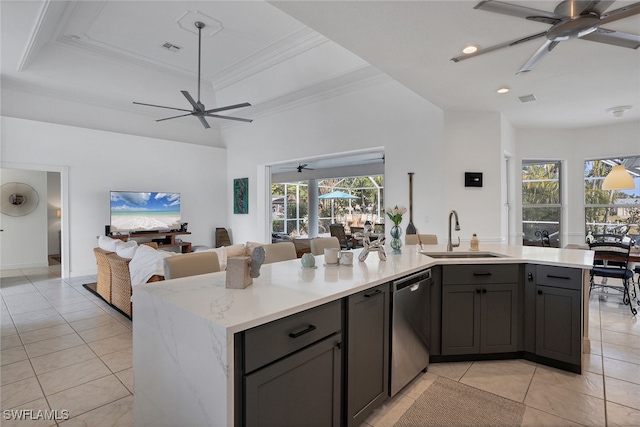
[602,106,635,191]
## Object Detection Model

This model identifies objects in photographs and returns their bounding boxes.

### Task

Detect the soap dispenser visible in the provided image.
[470,233,479,251]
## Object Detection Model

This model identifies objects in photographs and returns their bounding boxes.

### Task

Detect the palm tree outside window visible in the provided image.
[522,161,562,247]
[585,157,640,240]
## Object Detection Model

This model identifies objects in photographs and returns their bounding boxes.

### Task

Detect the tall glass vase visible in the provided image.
[390,225,402,254]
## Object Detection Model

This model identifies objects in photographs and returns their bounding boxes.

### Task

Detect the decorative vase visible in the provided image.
[300,253,316,268]
[390,225,402,254]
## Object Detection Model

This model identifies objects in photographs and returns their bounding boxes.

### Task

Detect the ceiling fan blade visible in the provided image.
[180,91,202,112]
[599,1,640,24]
[581,28,640,48]
[203,102,252,114]
[474,0,564,20]
[451,31,547,62]
[133,102,192,113]
[585,1,618,15]
[518,39,560,73]
[156,112,195,122]
[204,113,253,123]
[197,116,211,129]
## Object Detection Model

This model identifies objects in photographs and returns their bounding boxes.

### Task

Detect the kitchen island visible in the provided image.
[132,244,593,427]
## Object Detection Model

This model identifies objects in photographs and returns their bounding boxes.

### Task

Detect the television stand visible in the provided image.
[111,231,192,253]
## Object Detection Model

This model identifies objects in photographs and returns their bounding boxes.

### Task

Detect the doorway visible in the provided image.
[1,163,69,278]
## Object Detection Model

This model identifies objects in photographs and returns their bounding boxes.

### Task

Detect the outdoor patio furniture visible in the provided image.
[350,226,365,247]
[329,224,353,250]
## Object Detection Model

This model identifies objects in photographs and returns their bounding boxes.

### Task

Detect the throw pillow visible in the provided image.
[115,240,138,259]
[98,236,120,252]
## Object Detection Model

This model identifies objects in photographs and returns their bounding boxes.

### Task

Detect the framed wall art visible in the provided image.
[234,178,248,214]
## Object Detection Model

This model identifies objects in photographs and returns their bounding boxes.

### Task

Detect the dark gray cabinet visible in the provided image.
[345,283,389,427]
[429,266,442,356]
[239,300,343,427]
[534,265,582,367]
[441,265,519,356]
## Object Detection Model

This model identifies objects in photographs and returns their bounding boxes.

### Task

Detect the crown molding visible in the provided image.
[219,66,390,129]
[210,28,328,91]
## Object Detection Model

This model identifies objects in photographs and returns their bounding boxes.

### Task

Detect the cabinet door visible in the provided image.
[523,265,537,353]
[480,283,518,353]
[244,333,342,427]
[430,266,442,356]
[536,285,581,365]
[346,284,389,427]
[441,285,480,355]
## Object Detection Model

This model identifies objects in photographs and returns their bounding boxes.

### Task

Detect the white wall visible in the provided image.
[516,120,640,245]
[0,168,48,269]
[501,117,517,245]
[1,117,228,277]
[222,79,446,244]
[444,111,504,244]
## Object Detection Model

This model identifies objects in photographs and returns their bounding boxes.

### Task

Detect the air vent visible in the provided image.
[519,94,537,103]
[161,42,182,53]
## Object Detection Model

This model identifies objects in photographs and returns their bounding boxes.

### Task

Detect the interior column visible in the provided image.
[308,179,319,238]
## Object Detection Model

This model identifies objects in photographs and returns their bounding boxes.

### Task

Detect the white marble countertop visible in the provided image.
[134,244,593,334]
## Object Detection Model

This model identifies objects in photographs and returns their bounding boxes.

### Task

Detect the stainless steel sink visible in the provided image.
[421,252,506,259]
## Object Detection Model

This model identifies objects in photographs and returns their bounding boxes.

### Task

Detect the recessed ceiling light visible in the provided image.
[462,45,479,54]
[497,87,509,94]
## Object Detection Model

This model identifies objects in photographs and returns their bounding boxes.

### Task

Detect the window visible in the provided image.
[584,157,640,239]
[271,176,384,237]
[522,161,562,247]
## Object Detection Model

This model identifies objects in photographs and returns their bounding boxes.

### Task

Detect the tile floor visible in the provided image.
[1,266,639,426]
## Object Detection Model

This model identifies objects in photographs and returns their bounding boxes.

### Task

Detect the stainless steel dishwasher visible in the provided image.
[390,269,432,396]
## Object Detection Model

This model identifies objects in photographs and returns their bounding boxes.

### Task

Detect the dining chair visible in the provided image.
[329,224,353,250]
[589,241,636,315]
[535,229,550,247]
[310,237,341,256]
[163,251,221,280]
[262,242,297,264]
[405,234,438,245]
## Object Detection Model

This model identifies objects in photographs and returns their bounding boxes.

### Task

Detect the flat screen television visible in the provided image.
[110,191,181,233]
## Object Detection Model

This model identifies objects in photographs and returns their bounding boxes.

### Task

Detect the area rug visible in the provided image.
[394,377,525,427]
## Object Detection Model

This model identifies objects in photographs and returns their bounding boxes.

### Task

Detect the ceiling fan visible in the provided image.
[295,163,314,173]
[133,21,252,128]
[452,0,640,73]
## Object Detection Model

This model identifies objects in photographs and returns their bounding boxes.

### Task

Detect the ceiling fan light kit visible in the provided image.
[462,45,479,54]
[452,0,640,73]
[133,21,252,128]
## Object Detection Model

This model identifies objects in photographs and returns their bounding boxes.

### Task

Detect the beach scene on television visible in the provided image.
[110,192,181,232]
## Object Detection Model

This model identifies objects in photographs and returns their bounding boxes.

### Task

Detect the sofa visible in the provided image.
[93,237,299,318]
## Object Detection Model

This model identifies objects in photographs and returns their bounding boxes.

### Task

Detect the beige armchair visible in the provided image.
[262,242,297,264]
[310,237,341,255]
[163,251,221,280]
[405,234,438,245]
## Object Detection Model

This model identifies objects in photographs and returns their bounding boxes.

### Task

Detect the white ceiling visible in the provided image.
[271,0,640,129]
[2,0,639,156]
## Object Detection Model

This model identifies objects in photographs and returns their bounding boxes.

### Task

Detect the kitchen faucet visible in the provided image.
[447,210,460,251]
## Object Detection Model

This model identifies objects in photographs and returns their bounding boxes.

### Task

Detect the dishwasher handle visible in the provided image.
[393,269,431,291]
